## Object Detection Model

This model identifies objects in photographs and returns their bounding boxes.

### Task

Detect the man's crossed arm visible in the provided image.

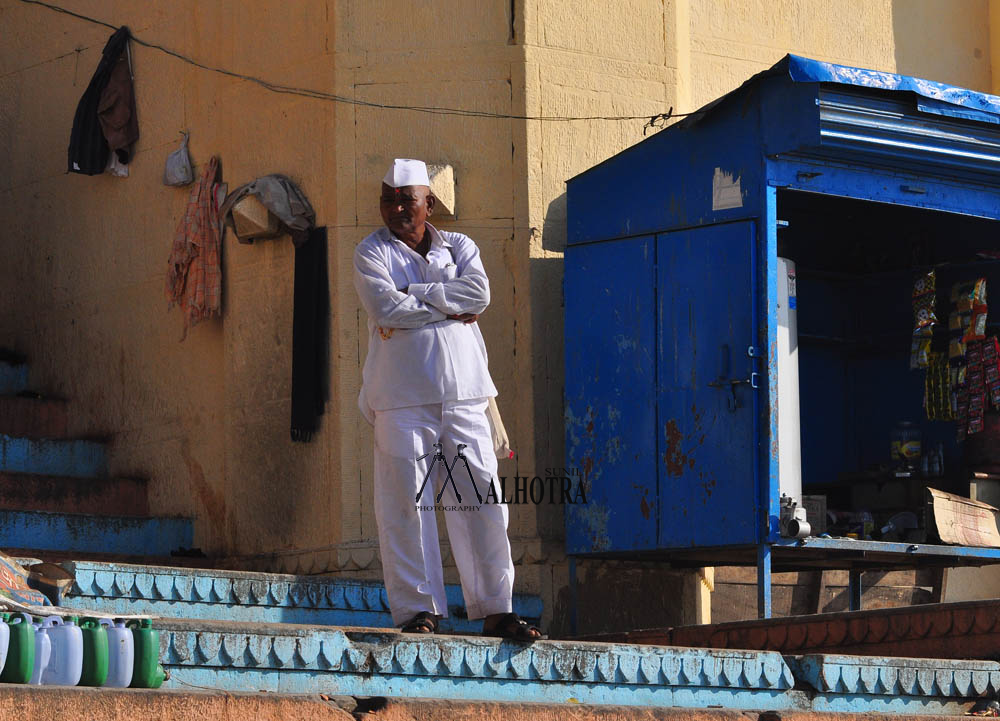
[353,237,490,329]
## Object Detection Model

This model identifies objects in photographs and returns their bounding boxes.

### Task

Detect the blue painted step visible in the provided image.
[61,560,543,634]
[157,618,797,708]
[2,510,192,556]
[0,434,107,478]
[0,359,28,395]
[154,618,998,713]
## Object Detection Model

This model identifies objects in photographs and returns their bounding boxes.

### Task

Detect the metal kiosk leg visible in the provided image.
[757,544,772,619]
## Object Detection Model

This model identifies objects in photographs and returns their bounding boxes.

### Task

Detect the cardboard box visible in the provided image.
[927,487,1000,547]
[232,194,281,241]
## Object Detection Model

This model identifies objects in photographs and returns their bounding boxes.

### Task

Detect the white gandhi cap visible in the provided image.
[383,158,430,188]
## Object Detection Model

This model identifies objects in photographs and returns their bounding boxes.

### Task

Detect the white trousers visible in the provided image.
[373,398,514,625]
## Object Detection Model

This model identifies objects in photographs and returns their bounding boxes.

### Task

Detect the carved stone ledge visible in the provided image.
[65,561,395,613]
[791,654,1000,697]
[158,619,795,690]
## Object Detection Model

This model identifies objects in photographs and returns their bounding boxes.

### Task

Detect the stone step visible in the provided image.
[0,687,982,721]
[0,433,107,478]
[665,598,1000,661]
[1,510,192,556]
[0,356,29,395]
[0,686,358,721]
[158,617,793,707]
[152,617,994,714]
[61,560,543,635]
[9,548,218,567]
[0,396,68,438]
[0,472,148,515]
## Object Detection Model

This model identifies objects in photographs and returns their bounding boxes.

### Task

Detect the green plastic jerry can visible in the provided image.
[0,613,35,684]
[78,617,109,687]
[127,619,165,689]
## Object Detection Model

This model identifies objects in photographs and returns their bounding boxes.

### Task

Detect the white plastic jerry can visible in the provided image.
[99,618,134,688]
[40,616,83,686]
[29,617,52,685]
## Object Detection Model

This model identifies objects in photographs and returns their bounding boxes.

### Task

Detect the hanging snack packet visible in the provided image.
[913,295,937,333]
[969,390,987,435]
[964,303,988,342]
[984,336,1000,363]
[968,340,984,365]
[913,271,936,298]
[951,278,987,312]
[984,338,1000,408]
[950,311,972,333]
[924,353,952,420]
[910,335,932,369]
[912,270,937,334]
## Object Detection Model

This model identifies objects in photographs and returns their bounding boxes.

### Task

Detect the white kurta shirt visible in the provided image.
[353,223,498,421]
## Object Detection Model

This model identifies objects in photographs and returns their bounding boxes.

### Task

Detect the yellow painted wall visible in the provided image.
[0,0,993,631]
[0,0,341,562]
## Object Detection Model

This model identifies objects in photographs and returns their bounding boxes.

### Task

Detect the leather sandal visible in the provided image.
[401,611,439,634]
[481,612,542,642]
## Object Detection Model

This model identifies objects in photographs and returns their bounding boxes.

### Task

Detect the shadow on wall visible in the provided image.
[530,192,568,540]
[551,561,705,638]
[890,0,991,92]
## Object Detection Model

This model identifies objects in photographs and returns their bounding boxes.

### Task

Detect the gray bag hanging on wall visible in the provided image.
[163,131,193,186]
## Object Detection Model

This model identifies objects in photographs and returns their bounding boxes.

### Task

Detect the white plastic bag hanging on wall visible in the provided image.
[163,131,193,186]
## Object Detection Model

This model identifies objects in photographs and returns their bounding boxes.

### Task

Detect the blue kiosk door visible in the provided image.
[657,221,760,549]
[564,235,658,554]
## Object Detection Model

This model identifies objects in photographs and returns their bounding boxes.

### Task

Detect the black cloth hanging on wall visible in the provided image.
[290,226,330,442]
[68,26,131,175]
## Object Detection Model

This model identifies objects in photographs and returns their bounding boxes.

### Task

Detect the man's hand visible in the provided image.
[448,313,479,324]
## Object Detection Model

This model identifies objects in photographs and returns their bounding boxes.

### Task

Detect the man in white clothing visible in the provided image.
[353,159,540,640]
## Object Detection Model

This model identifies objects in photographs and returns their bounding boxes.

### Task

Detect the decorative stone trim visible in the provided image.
[66,561,393,613]
[791,654,1000,697]
[159,620,796,690]
[63,561,543,623]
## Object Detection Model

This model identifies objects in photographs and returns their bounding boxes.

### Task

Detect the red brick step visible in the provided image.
[585,598,1000,660]
[0,472,148,515]
[0,396,68,438]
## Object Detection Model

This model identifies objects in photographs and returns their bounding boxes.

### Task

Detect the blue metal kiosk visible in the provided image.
[564,55,1000,618]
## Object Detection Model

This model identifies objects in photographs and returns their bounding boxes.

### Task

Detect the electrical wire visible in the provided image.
[18,0,698,130]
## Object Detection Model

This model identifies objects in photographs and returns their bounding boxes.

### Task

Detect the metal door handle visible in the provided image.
[708,373,759,411]
[708,373,759,389]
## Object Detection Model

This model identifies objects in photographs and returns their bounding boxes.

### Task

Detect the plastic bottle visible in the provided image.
[79,617,109,687]
[859,511,874,539]
[891,421,922,473]
[0,612,9,677]
[98,618,133,688]
[41,616,83,686]
[127,619,165,689]
[29,617,52,685]
[0,614,34,684]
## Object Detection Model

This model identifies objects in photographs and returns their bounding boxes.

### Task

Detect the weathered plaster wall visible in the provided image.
[0,0,994,634]
[0,0,340,558]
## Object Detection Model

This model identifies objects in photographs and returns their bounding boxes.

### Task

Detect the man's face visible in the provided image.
[380,183,434,238]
